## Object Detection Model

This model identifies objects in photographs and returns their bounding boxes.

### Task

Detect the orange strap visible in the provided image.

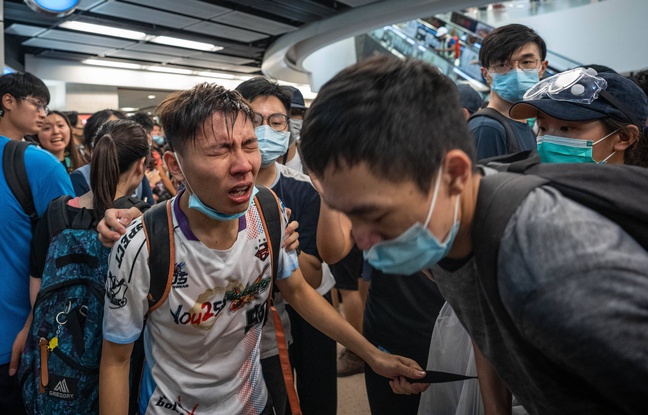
[270,300,302,415]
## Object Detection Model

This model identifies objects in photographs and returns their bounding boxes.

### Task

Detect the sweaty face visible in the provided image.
[177,112,260,215]
[38,113,70,159]
[536,114,616,162]
[318,162,456,251]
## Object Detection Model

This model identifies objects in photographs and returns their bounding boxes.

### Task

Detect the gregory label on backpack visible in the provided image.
[48,374,78,400]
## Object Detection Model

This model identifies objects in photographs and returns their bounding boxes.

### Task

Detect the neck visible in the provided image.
[0,120,27,141]
[256,163,278,187]
[115,179,133,200]
[179,191,239,249]
[54,150,66,161]
[487,92,517,121]
[446,172,482,260]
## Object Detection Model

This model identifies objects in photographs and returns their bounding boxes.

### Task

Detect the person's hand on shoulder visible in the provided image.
[97,207,143,247]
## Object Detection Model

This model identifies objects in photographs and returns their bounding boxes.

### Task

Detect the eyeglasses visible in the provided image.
[20,96,49,113]
[489,58,541,75]
[253,112,288,131]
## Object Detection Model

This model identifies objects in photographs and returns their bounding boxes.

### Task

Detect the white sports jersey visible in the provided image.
[103,193,298,415]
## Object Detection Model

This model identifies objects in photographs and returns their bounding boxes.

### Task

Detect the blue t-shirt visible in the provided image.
[468,114,537,160]
[0,137,74,364]
[271,163,321,260]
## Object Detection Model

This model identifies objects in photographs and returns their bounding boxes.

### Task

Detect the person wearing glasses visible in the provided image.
[235,77,339,415]
[0,72,74,414]
[510,68,648,167]
[468,24,548,160]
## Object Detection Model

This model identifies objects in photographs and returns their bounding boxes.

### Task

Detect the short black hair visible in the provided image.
[0,72,50,113]
[630,68,648,98]
[128,112,154,134]
[64,111,79,126]
[157,82,254,155]
[235,77,292,115]
[301,56,475,192]
[84,109,126,150]
[479,24,547,69]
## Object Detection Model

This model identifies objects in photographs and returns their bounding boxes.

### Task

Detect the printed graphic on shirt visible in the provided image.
[153,394,199,414]
[107,269,128,309]
[172,262,189,288]
[226,264,271,311]
[254,239,269,261]
[114,222,143,269]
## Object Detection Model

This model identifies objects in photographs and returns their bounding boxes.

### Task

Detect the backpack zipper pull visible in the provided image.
[39,338,49,393]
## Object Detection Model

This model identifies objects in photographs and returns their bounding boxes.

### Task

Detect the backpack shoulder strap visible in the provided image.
[45,196,73,238]
[472,172,547,338]
[469,107,520,154]
[254,186,282,280]
[3,140,37,224]
[142,200,174,316]
[253,186,302,415]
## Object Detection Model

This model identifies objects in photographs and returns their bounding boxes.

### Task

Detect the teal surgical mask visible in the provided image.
[363,169,460,275]
[174,152,257,221]
[256,125,290,167]
[491,69,540,103]
[537,129,618,164]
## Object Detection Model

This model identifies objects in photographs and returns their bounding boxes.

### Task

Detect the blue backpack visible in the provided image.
[19,196,110,414]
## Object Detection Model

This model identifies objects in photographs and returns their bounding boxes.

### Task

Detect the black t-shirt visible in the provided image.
[363,267,445,367]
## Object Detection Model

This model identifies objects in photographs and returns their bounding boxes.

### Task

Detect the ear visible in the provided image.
[135,156,147,176]
[538,60,549,78]
[462,108,471,121]
[613,125,639,152]
[164,150,184,182]
[442,149,473,197]
[1,93,16,113]
[481,67,492,85]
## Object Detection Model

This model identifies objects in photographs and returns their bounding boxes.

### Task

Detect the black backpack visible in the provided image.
[469,107,522,155]
[3,140,38,225]
[472,161,648,382]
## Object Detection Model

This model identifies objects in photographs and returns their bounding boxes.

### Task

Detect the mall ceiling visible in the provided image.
[3,0,381,77]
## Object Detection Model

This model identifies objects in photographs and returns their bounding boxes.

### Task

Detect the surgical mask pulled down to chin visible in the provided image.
[491,69,540,103]
[256,125,290,167]
[174,152,257,221]
[537,129,618,164]
[363,169,460,275]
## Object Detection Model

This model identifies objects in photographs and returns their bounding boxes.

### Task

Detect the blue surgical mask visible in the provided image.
[491,69,540,103]
[256,125,290,167]
[174,152,257,221]
[289,119,302,146]
[152,135,165,146]
[363,169,460,275]
[537,129,618,164]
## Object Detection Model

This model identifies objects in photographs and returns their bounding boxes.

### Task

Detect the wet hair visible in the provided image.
[83,109,126,152]
[235,77,292,115]
[479,24,547,69]
[90,119,150,219]
[128,112,154,134]
[0,72,50,115]
[156,82,254,155]
[35,110,85,172]
[300,55,475,192]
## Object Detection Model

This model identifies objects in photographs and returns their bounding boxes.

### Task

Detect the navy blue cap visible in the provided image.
[510,72,648,127]
[457,84,483,115]
[289,86,306,110]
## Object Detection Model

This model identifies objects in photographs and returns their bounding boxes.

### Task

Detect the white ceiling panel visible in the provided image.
[183,21,268,43]
[39,30,136,48]
[336,0,381,6]
[169,58,260,73]
[77,0,107,11]
[5,24,48,37]
[189,52,254,65]
[212,11,297,36]
[92,1,200,29]
[125,43,199,58]
[106,49,177,63]
[126,0,231,20]
[22,38,114,55]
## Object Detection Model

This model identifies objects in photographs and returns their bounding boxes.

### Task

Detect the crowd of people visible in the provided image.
[1,20,647,415]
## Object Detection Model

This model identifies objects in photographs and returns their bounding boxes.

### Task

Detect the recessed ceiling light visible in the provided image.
[120,107,139,112]
[150,36,222,52]
[148,95,156,99]
[148,66,193,75]
[60,21,147,40]
[82,59,143,70]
